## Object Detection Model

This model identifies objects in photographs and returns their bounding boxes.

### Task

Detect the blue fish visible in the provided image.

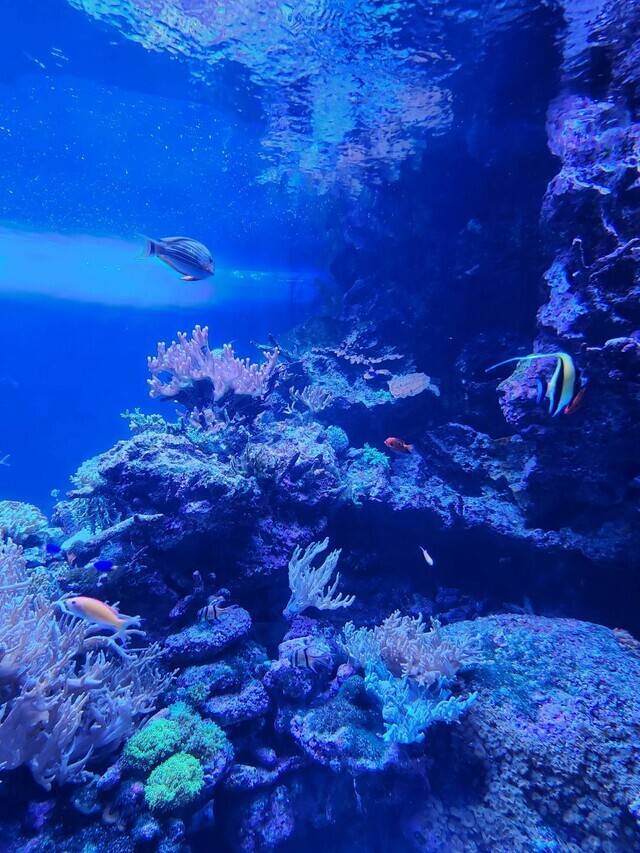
[144,235,214,281]
[45,542,62,555]
[93,559,115,572]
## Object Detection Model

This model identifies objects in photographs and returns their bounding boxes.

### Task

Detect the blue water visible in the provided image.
[0,0,345,507]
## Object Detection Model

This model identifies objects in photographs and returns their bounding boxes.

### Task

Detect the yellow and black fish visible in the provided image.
[486,352,580,417]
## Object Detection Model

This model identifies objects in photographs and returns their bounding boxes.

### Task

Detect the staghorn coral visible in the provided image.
[0,538,167,790]
[283,538,355,619]
[364,662,477,744]
[147,325,279,402]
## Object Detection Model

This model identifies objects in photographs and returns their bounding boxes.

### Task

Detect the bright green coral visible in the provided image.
[185,718,227,760]
[123,718,183,772]
[144,753,204,813]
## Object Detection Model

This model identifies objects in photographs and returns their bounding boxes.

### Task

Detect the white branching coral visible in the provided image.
[287,385,334,414]
[283,538,355,618]
[147,325,279,401]
[0,538,167,790]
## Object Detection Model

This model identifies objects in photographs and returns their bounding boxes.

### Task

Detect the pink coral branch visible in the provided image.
[147,325,279,402]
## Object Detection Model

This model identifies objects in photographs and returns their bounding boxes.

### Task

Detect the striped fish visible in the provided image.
[198,601,236,622]
[145,235,214,281]
[287,644,332,673]
[486,352,579,417]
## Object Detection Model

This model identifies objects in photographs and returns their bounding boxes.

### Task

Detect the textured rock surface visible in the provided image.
[406,614,640,851]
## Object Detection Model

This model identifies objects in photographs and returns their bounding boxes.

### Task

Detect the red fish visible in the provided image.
[384,437,413,454]
[563,386,586,416]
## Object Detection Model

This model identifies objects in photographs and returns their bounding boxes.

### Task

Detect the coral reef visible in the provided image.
[0,539,166,791]
[147,325,279,407]
[2,1,640,847]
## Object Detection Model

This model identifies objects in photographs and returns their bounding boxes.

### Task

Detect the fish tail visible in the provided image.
[142,237,157,257]
[406,444,414,452]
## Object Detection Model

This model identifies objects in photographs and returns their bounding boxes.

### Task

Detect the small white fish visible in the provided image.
[419,545,434,567]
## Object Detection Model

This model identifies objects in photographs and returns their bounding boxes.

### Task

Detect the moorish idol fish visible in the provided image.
[485,352,579,417]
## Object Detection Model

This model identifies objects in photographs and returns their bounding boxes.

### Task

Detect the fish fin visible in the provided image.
[536,376,547,404]
[181,275,198,281]
[485,353,563,373]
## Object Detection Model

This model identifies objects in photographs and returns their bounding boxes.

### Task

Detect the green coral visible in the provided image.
[185,718,227,760]
[123,703,231,813]
[121,408,169,434]
[123,718,183,772]
[144,753,204,813]
[360,443,390,469]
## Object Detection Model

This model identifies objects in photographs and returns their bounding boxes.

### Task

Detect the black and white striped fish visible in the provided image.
[198,601,236,622]
[144,236,214,281]
[486,352,579,417]
[287,645,332,673]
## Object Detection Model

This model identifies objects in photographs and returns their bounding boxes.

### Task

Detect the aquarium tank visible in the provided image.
[1,0,639,850]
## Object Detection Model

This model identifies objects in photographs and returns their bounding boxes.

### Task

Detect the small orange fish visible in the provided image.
[58,596,140,636]
[563,387,586,416]
[384,437,413,454]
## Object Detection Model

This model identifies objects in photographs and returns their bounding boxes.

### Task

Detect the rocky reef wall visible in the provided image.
[1,2,640,851]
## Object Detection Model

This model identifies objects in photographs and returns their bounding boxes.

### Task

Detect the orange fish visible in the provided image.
[384,437,413,454]
[563,386,586,416]
[57,596,141,636]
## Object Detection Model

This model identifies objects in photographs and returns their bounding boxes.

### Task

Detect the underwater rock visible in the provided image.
[223,757,305,793]
[171,642,268,709]
[163,606,252,665]
[290,675,399,774]
[203,678,270,727]
[405,613,640,851]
